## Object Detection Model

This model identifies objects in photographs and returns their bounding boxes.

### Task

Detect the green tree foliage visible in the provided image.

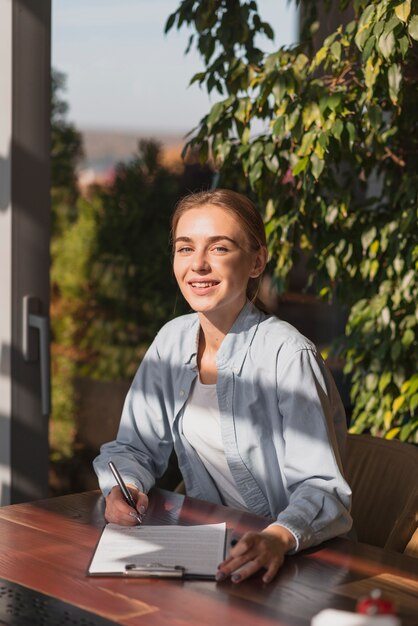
[50,70,85,461]
[51,70,84,234]
[75,140,192,380]
[166,0,418,441]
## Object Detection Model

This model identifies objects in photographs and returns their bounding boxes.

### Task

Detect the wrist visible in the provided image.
[262,524,297,553]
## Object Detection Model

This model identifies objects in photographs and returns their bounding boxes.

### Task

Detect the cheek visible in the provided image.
[173,259,187,287]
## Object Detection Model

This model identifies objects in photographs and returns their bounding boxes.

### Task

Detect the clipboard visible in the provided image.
[87,522,228,580]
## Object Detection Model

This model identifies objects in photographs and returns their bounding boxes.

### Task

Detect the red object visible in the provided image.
[356,589,396,615]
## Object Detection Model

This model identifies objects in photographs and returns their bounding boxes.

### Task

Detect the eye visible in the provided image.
[176,246,193,254]
[212,245,228,253]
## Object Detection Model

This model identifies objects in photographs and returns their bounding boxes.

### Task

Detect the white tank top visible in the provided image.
[182,377,247,510]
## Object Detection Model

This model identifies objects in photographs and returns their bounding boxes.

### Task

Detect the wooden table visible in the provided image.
[0,489,417,625]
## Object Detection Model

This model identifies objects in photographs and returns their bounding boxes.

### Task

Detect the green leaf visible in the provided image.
[362,35,376,62]
[388,64,402,104]
[298,131,315,157]
[326,255,338,280]
[358,4,376,30]
[312,46,328,69]
[370,259,379,280]
[378,31,395,59]
[249,141,264,166]
[272,116,285,138]
[386,427,401,440]
[292,156,309,176]
[331,41,342,62]
[355,4,375,50]
[249,160,263,187]
[332,119,344,140]
[365,57,382,98]
[400,422,414,442]
[234,97,251,124]
[365,373,379,391]
[216,141,231,163]
[198,140,209,164]
[394,1,411,23]
[272,76,287,105]
[326,93,342,112]
[302,102,321,129]
[401,328,415,347]
[286,106,301,132]
[310,153,325,180]
[392,395,405,414]
[384,15,401,34]
[379,372,392,393]
[189,71,206,86]
[408,15,418,40]
[346,122,356,149]
[399,35,410,57]
[207,102,224,130]
[164,12,176,34]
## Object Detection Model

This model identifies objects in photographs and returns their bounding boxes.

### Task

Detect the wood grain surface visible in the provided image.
[0,489,417,626]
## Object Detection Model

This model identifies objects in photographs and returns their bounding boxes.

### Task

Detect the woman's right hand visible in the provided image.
[104,485,149,525]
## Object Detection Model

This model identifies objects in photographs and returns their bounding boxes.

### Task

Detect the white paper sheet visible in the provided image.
[88,523,226,578]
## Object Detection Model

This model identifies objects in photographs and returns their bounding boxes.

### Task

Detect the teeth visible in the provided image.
[191,282,216,288]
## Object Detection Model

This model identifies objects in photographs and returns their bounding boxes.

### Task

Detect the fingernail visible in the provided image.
[231,574,241,583]
[138,505,146,514]
[215,571,226,582]
[129,511,143,523]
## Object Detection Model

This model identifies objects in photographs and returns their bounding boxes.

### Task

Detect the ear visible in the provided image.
[249,246,268,278]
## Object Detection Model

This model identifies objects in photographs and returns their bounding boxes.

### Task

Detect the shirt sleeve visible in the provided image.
[272,346,353,551]
[93,334,174,496]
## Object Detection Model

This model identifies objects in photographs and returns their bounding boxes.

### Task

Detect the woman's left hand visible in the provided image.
[216,525,296,584]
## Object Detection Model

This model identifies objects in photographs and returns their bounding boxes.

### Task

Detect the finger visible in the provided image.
[105,504,138,525]
[217,547,260,577]
[231,551,283,584]
[230,557,264,583]
[134,491,148,515]
[230,532,256,557]
[262,556,283,584]
[105,487,143,525]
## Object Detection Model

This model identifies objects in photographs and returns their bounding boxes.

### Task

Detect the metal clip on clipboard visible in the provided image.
[124,563,186,578]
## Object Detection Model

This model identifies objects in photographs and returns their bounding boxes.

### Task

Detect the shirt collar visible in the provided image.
[182,301,264,373]
[216,300,263,374]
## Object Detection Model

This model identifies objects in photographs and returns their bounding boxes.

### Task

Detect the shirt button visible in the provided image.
[179,390,185,397]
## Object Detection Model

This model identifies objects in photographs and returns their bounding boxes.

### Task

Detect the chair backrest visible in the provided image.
[344,434,418,553]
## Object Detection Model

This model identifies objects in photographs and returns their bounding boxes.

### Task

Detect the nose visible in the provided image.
[191,248,210,272]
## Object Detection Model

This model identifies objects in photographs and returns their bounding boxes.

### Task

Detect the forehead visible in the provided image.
[175,205,243,236]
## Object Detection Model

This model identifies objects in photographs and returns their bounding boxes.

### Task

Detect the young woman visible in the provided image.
[93,189,352,584]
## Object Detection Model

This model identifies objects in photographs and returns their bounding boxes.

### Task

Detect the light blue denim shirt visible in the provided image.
[93,301,352,551]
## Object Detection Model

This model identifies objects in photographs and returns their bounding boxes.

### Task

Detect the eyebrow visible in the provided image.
[174,235,239,246]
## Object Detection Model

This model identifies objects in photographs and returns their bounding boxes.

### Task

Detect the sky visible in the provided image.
[52,0,298,135]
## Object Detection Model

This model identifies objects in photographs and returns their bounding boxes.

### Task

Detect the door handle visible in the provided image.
[22,295,51,416]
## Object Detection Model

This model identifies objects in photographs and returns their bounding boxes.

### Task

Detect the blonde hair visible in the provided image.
[171,189,268,306]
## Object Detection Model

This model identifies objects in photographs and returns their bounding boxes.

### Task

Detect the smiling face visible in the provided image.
[173,205,266,326]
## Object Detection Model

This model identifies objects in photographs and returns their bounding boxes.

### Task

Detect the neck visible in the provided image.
[197,300,246,352]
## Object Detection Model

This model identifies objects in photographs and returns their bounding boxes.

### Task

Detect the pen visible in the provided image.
[108,461,143,524]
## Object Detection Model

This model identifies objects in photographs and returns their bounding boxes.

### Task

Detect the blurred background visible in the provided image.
[49,0,417,496]
[49,0,303,494]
